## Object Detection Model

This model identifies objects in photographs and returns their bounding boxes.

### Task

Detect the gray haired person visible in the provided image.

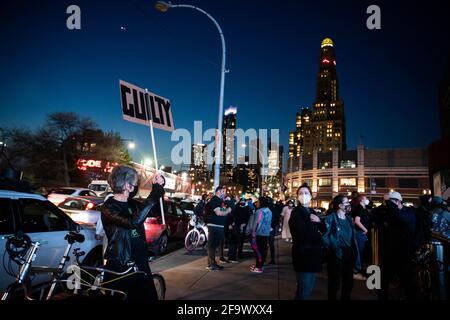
[101,165,164,300]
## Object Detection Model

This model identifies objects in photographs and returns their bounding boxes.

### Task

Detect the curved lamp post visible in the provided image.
[155,1,227,191]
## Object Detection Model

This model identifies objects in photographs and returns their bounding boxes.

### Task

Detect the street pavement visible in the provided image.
[150,236,378,300]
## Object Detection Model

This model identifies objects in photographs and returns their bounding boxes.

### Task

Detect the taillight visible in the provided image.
[85,202,95,210]
[146,217,159,224]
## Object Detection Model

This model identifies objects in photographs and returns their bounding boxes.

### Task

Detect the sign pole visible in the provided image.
[149,117,166,226]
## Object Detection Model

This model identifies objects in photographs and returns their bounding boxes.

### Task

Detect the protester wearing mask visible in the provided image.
[322,195,360,300]
[289,183,326,299]
[378,191,417,300]
[281,200,294,242]
[204,186,231,271]
[351,195,372,281]
[101,166,164,300]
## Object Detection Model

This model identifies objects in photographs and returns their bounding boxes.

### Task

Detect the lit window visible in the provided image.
[340,178,356,187]
[319,178,332,186]
[340,160,356,169]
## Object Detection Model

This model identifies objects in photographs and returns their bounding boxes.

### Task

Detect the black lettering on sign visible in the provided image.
[148,94,161,124]
[154,96,169,126]
[144,93,152,121]
[135,91,147,121]
[121,84,134,117]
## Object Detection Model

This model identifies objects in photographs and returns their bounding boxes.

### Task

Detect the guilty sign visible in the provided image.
[119,79,174,132]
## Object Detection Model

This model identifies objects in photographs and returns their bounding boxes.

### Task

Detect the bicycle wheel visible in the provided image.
[185,229,200,251]
[152,273,166,300]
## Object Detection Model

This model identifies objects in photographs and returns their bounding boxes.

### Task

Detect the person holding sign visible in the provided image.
[101,166,164,300]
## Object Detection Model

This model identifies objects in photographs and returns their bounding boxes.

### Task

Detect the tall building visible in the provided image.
[289,37,346,157]
[190,143,208,182]
[221,106,237,182]
[235,155,258,194]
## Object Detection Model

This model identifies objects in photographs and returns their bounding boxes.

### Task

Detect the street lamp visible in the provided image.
[128,142,136,149]
[144,158,153,167]
[155,1,227,191]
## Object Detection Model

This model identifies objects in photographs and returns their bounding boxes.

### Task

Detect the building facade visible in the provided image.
[221,106,237,182]
[189,143,208,183]
[286,145,430,207]
[289,37,346,156]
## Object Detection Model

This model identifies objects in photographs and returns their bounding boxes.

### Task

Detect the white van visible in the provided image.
[87,180,111,197]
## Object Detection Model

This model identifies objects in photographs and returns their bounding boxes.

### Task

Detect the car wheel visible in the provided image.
[158,233,168,256]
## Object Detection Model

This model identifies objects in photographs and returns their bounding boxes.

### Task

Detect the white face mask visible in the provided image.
[363,199,370,206]
[298,194,311,206]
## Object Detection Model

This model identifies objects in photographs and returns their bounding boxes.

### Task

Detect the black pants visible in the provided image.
[268,229,276,262]
[227,229,240,261]
[238,231,246,259]
[378,256,414,300]
[104,259,158,301]
[207,226,224,266]
[327,247,354,300]
[251,236,268,269]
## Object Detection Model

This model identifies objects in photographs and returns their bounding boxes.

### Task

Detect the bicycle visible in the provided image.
[184,214,208,251]
[2,232,166,301]
[1,231,86,301]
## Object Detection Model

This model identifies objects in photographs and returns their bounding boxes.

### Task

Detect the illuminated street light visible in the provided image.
[128,142,136,149]
[155,1,227,191]
[144,158,153,167]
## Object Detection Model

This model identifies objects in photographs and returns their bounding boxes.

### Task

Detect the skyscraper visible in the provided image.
[289,38,346,157]
[190,143,208,182]
[222,106,237,182]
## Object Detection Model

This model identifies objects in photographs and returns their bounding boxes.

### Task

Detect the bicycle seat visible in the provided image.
[64,231,85,244]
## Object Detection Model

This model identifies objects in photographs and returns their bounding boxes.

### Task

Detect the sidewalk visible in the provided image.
[150,237,377,300]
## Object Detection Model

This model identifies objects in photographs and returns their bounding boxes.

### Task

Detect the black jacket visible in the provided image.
[101,198,155,267]
[289,205,327,272]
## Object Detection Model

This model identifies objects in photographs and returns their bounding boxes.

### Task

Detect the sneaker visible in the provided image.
[206,264,224,271]
[219,257,230,263]
[250,267,263,273]
[228,259,239,263]
[353,273,367,281]
[249,264,256,271]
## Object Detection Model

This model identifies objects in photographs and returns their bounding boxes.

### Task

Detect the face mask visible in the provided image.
[298,194,311,206]
[363,199,370,206]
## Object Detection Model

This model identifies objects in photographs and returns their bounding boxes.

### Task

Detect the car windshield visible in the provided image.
[180,202,194,211]
[51,188,76,195]
[89,185,108,191]
[59,198,88,210]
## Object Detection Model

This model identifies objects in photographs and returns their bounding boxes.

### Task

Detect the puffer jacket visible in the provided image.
[101,198,155,267]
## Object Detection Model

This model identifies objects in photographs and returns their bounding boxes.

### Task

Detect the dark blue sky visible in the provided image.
[1,0,449,169]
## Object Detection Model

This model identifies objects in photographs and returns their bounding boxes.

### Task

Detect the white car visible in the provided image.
[88,180,111,197]
[0,190,103,293]
[58,196,103,224]
[47,187,98,205]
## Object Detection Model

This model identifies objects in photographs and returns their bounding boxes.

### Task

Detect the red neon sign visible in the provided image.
[77,159,118,173]
[322,59,330,64]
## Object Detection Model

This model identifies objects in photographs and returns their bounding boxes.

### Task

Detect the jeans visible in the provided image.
[355,230,368,273]
[295,272,316,300]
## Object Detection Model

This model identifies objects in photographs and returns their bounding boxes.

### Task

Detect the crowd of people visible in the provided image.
[195,182,450,300]
[97,165,449,300]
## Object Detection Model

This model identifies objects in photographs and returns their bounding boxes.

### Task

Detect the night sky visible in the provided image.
[1,0,449,170]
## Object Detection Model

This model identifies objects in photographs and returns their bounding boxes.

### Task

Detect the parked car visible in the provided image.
[143,198,191,255]
[58,196,104,224]
[179,200,196,216]
[47,187,98,205]
[0,189,103,293]
[87,180,111,197]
